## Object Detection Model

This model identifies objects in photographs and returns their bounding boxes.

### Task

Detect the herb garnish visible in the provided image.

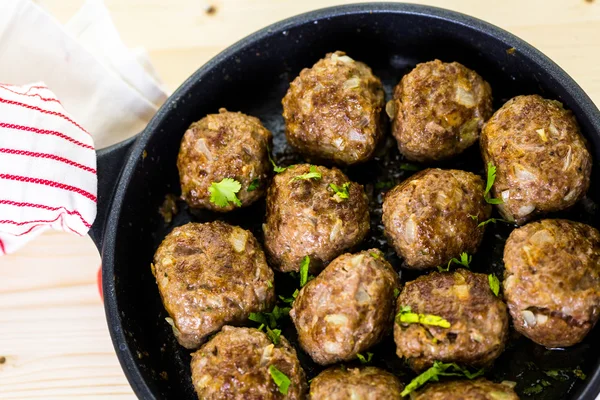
[329,182,351,201]
[356,352,373,364]
[247,178,260,192]
[394,288,400,298]
[299,256,314,287]
[265,326,282,345]
[449,252,472,269]
[400,361,484,396]
[249,305,291,329]
[488,274,500,297]
[477,217,510,228]
[268,148,286,173]
[484,163,503,204]
[396,306,451,328]
[209,178,242,208]
[269,365,291,394]
[279,289,299,304]
[375,181,395,190]
[290,166,322,183]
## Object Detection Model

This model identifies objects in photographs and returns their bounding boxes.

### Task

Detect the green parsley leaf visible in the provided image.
[290,165,322,183]
[488,274,500,297]
[544,369,570,381]
[268,149,286,173]
[266,327,282,345]
[257,323,265,331]
[369,251,380,259]
[399,163,421,171]
[396,306,451,328]
[249,312,268,326]
[209,178,242,208]
[394,288,400,298]
[279,288,299,304]
[574,367,587,380]
[250,305,290,329]
[356,352,373,364]
[247,178,260,192]
[400,361,484,396]
[375,181,395,190]
[299,256,313,287]
[329,182,351,201]
[468,214,479,221]
[448,252,472,269]
[437,264,450,272]
[484,162,503,204]
[266,280,273,288]
[523,384,544,395]
[477,217,510,228]
[269,365,291,394]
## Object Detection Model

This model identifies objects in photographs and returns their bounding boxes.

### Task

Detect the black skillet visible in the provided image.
[89,3,600,399]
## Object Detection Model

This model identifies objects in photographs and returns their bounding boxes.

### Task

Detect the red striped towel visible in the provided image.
[0,82,96,255]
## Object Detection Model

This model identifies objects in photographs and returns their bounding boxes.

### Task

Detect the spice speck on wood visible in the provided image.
[0,356,6,364]
[205,5,217,15]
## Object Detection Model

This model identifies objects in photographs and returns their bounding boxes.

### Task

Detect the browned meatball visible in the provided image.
[413,379,519,400]
[394,269,509,372]
[190,326,307,400]
[282,51,385,165]
[290,249,399,365]
[382,168,491,270]
[263,164,370,273]
[481,95,592,224]
[310,366,404,400]
[152,222,275,349]
[177,108,272,212]
[503,219,600,347]
[387,60,493,162]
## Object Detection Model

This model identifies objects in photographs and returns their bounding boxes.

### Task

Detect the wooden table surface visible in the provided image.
[1,0,599,398]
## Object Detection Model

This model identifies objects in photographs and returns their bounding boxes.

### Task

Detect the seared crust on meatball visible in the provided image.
[190,326,307,400]
[382,168,491,270]
[290,249,399,365]
[177,108,272,211]
[388,60,493,162]
[503,219,600,347]
[282,51,385,165]
[152,222,275,349]
[264,164,370,273]
[413,379,519,400]
[394,269,509,372]
[480,95,592,224]
[310,366,404,400]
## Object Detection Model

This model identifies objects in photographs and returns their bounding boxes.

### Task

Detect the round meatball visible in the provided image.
[177,108,272,212]
[191,326,307,400]
[152,221,275,349]
[310,366,404,400]
[503,219,600,347]
[290,249,399,364]
[481,95,592,224]
[413,379,519,400]
[264,164,370,273]
[282,51,385,165]
[387,60,493,162]
[382,168,491,270]
[394,269,509,372]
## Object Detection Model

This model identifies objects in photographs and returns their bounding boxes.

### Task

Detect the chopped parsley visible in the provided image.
[279,289,299,304]
[523,384,544,396]
[484,162,503,204]
[356,352,373,364]
[401,361,484,396]
[269,365,291,394]
[268,148,286,173]
[247,178,260,192]
[249,305,291,329]
[290,166,322,183]
[437,264,450,273]
[375,181,395,190]
[488,274,500,297]
[477,217,510,228]
[396,306,451,328]
[468,214,479,221]
[265,326,282,344]
[394,288,400,298]
[266,280,273,288]
[544,369,570,381]
[329,182,351,201]
[399,163,421,171]
[448,252,472,269]
[299,256,314,287]
[574,367,587,380]
[369,251,380,259]
[209,178,242,208]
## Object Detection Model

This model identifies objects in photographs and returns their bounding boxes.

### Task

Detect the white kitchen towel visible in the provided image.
[0,0,169,254]
[0,82,97,255]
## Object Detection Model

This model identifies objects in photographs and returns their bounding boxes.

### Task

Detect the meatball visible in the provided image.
[290,249,399,365]
[480,95,592,224]
[191,326,307,400]
[177,108,272,212]
[503,219,600,347]
[282,51,385,165]
[152,221,275,349]
[413,379,519,400]
[310,366,404,400]
[394,269,509,372]
[263,164,370,273]
[382,168,491,270]
[387,60,493,162]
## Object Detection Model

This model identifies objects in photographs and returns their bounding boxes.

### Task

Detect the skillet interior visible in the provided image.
[100,4,600,399]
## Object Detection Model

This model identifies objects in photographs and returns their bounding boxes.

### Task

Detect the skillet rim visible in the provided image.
[100,3,600,399]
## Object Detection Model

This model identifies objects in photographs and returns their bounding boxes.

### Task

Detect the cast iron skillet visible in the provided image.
[90,3,600,399]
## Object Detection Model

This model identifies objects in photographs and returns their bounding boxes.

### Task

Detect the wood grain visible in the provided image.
[2,0,599,398]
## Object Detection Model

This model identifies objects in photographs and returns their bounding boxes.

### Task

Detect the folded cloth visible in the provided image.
[0,0,169,254]
[0,82,97,255]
